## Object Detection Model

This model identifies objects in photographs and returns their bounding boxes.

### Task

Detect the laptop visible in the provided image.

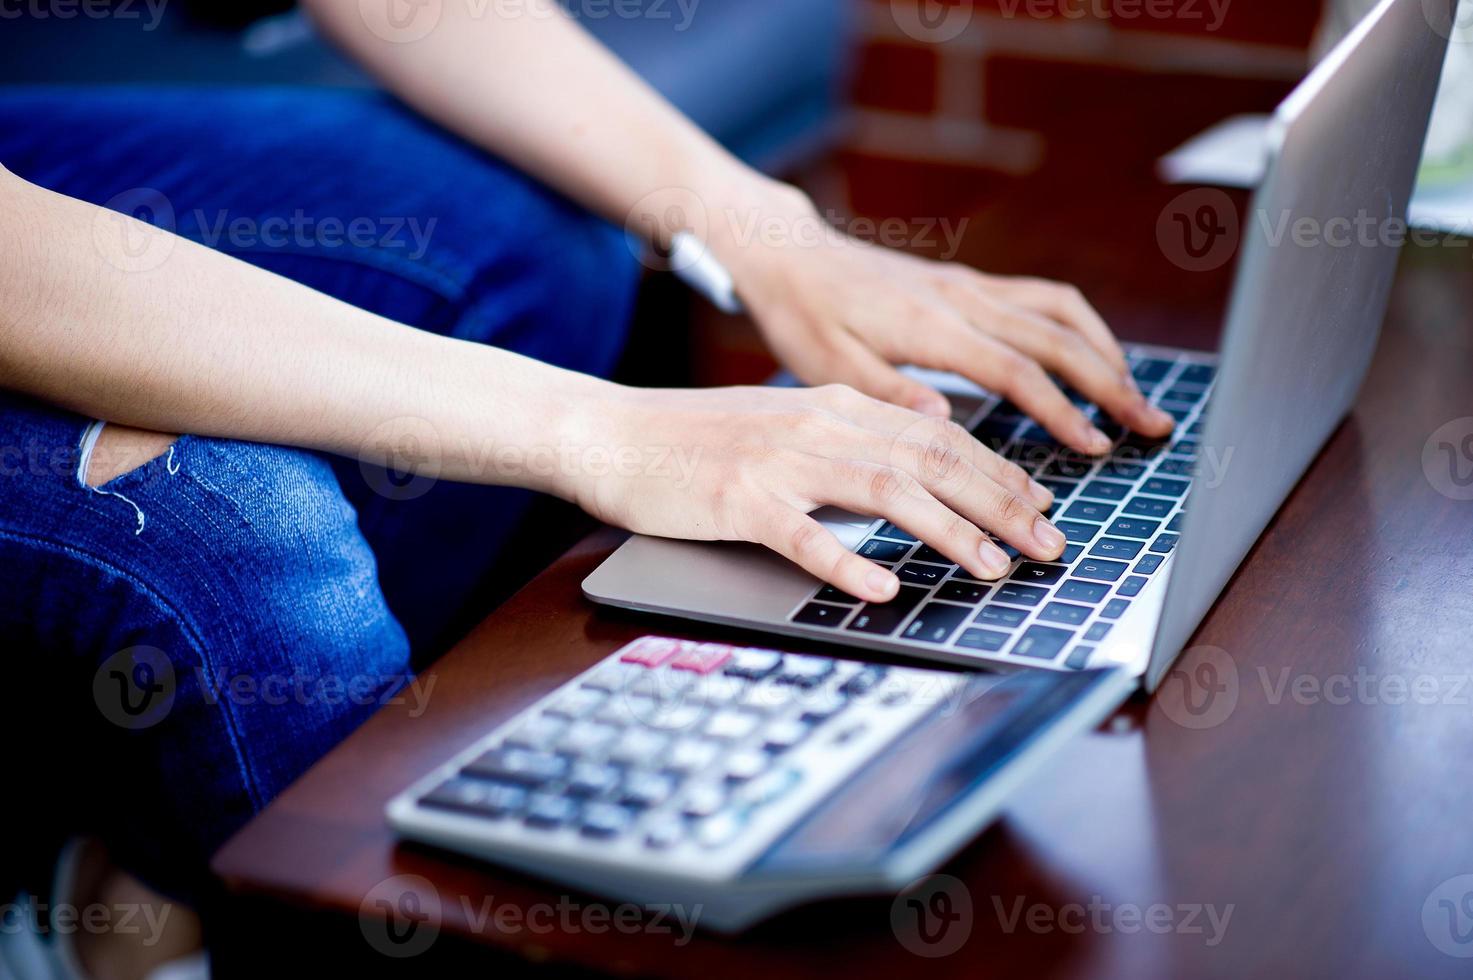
[584,0,1452,694]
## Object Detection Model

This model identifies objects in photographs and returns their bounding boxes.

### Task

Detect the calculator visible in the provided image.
[387,635,1131,932]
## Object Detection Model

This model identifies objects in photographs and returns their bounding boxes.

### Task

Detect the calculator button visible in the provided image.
[696,811,749,849]
[463,748,568,787]
[580,803,633,839]
[664,739,720,774]
[737,768,802,809]
[640,702,708,733]
[725,749,770,783]
[740,682,799,713]
[607,728,670,767]
[799,692,848,724]
[671,643,735,674]
[644,818,685,850]
[619,636,682,668]
[762,719,811,753]
[705,710,762,741]
[681,783,728,819]
[565,762,621,798]
[580,662,644,693]
[545,687,607,719]
[839,666,888,697]
[776,655,836,688]
[503,715,565,750]
[420,778,526,819]
[724,649,784,680]
[620,771,677,808]
[556,721,620,756]
[524,793,579,829]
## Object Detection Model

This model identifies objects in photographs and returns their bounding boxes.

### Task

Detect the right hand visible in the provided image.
[557,383,1068,604]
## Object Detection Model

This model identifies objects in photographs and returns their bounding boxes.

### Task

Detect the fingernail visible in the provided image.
[1034,518,1067,556]
[1081,426,1112,455]
[1142,404,1175,430]
[865,567,899,599]
[979,541,1012,578]
[912,394,950,417]
[1028,478,1054,509]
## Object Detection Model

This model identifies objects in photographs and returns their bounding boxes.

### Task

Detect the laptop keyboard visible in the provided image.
[786,350,1214,669]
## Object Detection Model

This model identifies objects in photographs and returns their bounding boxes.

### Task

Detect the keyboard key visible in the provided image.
[995,582,1048,607]
[1073,558,1129,583]
[1038,602,1091,626]
[1178,364,1216,385]
[1061,543,1085,564]
[464,748,568,787]
[1168,513,1184,532]
[1089,537,1144,561]
[1064,500,1116,523]
[957,628,1010,652]
[860,538,913,562]
[581,802,633,839]
[816,585,860,605]
[1065,646,1095,670]
[723,649,783,680]
[874,523,917,543]
[1080,479,1130,501]
[1056,580,1109,603]
[1085,622,1113,642]
[1108,517,1161,540]
[937,580,990,604]
[1160,403,1194,422]
[776,655,836,688]
[848,586,928,636]
[1043,455,1094,479]
[1101,459,1148,480]
[1013,563,1065,586]
[1037,478,1078,500]
[1011,625,1075,661]
[897,562,950,587]
[903,602,972,645]
[524,793,579,829]
[1157,457,1195,477]
[1134,553,1165,575]
[1124,496,1173,519]
[1118,576,1149,597]
[1171,439,1199,459]
[1142,477,1190,498]
[1101,598,1130,620]
[976,605,1029,628]
[1151,534,1180,554]
[1056,521,1102,543]
[421,779,527,819]
[1163,386,1205,404]
[1132,358,1173,386]
[793,602,848,628]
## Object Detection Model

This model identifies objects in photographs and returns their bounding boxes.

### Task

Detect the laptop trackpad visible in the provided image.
[816,508,876,551]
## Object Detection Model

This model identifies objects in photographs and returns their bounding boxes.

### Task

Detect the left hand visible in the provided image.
[706,183,1175,456]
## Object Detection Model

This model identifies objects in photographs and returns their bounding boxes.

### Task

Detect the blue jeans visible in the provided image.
[0,87,638,896]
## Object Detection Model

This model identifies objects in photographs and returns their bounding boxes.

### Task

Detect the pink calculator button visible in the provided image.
[619,637,681,667]
[670,642,734,675]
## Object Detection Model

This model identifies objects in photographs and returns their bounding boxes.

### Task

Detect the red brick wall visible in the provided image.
[841,0,1325,216]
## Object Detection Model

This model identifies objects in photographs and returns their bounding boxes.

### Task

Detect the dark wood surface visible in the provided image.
[212,173,1473,978]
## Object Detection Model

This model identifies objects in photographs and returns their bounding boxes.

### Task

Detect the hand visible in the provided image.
[558,382,1068,603]
[706,183,1175,455]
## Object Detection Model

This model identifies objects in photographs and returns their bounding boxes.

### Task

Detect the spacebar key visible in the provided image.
[847,586,929,635]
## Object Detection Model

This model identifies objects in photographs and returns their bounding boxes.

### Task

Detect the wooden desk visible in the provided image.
[211,176,1473,978]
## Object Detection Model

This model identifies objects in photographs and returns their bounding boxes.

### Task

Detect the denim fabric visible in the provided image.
[0,88,638,896]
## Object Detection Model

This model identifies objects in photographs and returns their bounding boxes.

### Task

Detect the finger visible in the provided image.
[810,391,1054,511]
[966,302,1174,438]
[971,274,1130,376]
[812,330,952,417]
[901,309,1112,455]
[751,503,902,602]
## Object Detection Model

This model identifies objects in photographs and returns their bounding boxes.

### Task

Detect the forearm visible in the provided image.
[302,0,792,245]
[0,168,605,495]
